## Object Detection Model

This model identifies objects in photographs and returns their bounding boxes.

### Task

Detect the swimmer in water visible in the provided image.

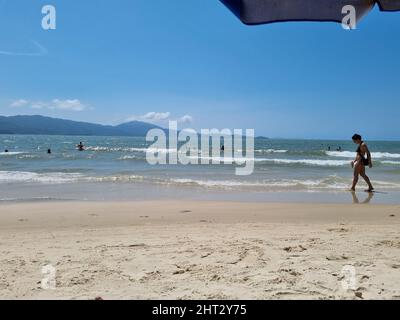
[77,142,85,151]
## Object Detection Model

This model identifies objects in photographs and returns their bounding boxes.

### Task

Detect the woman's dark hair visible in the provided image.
[352,134,362,141]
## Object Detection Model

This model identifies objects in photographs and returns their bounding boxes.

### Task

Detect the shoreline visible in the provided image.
[1,200,400,299]
[1,180,400,205]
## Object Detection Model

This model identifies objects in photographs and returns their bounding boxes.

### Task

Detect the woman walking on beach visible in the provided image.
[350,134,374,192]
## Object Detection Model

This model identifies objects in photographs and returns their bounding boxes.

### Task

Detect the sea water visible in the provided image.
[1,135,399,203]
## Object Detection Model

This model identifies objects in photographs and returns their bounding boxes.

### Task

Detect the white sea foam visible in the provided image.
[381,160,400,165]
[169,176,400,190]
[262,158,350,167]
[87,146,288,155]
[170,178,332,188]
[326,151,356,158]
[118,155,137,160]
[86,175,145,182]
[170,178,262,187]
[86,146,179,153]
[169,177,340,189]
[189,155,257,163]
[327,151,400,159]
[370,152,400,159]
[0,171,82,183]
[146,148,179,154]
[255,149,288,153]
[0,152,25,156]
[187,156,351,166]
[17,154,40,159]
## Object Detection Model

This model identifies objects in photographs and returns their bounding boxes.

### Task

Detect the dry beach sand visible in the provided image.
[0,201,400,300]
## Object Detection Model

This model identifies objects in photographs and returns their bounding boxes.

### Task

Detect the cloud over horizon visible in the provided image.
[178,114,193,124]
[125,112,193,125]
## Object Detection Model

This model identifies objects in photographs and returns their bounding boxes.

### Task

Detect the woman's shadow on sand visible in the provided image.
[350,191,374,204]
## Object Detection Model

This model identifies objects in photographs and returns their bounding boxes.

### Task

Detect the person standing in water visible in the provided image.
[350,134,374,192]
[77,142,85,151]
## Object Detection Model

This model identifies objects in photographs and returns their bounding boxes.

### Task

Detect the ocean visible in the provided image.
[1,135,400,203]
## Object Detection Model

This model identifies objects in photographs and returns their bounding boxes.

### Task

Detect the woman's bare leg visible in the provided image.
[360,165,374,191]
[350,163,360,191]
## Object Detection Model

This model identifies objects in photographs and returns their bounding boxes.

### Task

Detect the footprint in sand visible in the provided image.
[180,210,192,213]
[283,245,307,253]
[139,271,162,282]
[359,275,370,284]
[210,274,221,281]
[279,268,302,276]
[326,254,349,261]
[327,227,349,233]
[376,240,400,248]
[173,264,196,275]
[172,269,185,275]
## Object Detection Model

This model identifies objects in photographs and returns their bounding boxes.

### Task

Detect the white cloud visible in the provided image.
[10,99,28,107]
[125,112,194,125]
[125,112,170,123]
[50,99,87,111]
[178,114,193,124]
[142,112,171,121]
[9,99,90,112]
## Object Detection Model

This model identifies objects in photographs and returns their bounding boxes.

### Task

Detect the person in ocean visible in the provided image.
[47,149,52,154]
[77,142,85,151]
[4,149,8,153]
[350,134,374,192]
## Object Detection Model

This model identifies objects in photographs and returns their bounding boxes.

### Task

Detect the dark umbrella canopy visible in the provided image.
[221,0,400,25]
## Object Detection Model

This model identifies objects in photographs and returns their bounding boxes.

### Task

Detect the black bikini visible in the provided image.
[357,142,369,166]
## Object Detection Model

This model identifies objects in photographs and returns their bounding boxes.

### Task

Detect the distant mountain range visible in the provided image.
[0,115,164,137]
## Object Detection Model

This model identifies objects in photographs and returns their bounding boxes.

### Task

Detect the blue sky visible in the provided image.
[0,0,399,139]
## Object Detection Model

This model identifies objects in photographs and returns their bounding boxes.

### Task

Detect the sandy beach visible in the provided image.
[0,200,399,300]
